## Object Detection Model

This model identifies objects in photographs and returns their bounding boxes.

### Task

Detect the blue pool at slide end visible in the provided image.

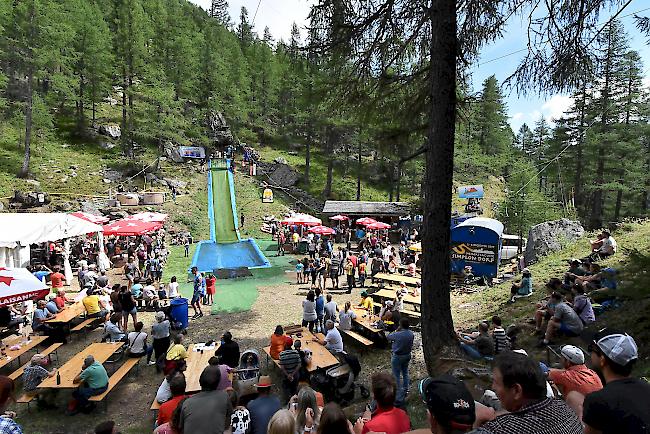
[190,239,271,273]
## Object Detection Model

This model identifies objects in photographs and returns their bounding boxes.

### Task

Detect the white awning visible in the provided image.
[0,213,104,248]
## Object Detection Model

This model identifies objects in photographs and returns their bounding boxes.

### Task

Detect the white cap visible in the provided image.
[560,345,585,365]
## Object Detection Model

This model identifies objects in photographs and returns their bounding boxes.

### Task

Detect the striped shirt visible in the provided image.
[492,327,510,354]
[470,398,582,434]
[278,349,301,374]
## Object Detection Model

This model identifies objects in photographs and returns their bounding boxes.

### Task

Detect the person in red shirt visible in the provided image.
[54,289,69,310]
[204,274,216,306]
[49,266,66,292]
[548,345,603,396]
[157,374,187,426]
[358,372,410,434]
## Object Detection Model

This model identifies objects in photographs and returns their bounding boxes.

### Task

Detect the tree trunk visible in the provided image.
[421,0,458,375]
[121,70,128,155]
[19,70,34,178]
[614,189,623,221]
[323,126,334,199]
[356,141,361,200]
[78,73,85,129]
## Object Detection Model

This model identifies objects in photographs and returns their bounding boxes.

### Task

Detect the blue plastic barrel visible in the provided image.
[170,298,189,330]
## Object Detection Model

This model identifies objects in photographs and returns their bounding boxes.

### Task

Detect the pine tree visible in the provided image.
[474,75,512,155]
[263,26,274,47]
[210,0,230,27]
[237,7,253,48]
[514,123,534,154]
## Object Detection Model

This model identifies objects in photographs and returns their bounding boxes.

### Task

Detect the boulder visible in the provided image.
[258,162,299,188]
[206,110,234,146]
[98,124,121,139]
[163,141,184,163]
[274,157,288,165]
[99,140,116,150]
[525,218,585,264]
[103,168,123,183]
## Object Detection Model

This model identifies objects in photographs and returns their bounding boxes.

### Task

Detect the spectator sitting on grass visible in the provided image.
[538,292,583,347]
[569,285,595,325]
[509,268,533,303]
[490,316,510,354]
[564,259,587,287]
[472,352,582,434]
[457,322,494,360]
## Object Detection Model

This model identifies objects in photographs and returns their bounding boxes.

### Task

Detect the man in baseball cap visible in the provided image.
[418,374,476,433]
[548,345,602,397]
[583,328,650,434]
[248,375,281,434]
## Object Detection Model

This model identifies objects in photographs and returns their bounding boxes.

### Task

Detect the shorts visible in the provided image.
[122,307,137,316]
[559,323,580,337]
[191,293,201,304]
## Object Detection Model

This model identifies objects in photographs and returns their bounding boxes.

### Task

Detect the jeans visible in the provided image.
[460,342,483,359]
[129,344,154,362]
[391,353,411,402]
[73,384,108,408]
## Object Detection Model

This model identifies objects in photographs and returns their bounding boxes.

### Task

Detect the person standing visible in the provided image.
[49,266,66,292]
[189,267,204,319]
[151,311,171,369]
[178,366,232,434]
[387,318,414,403]
[205,274,216,306]
[118,285,138,332]
[277,231,286,256]
[247,376,281,434]
[345,258,356,294]
[184,237,190,258]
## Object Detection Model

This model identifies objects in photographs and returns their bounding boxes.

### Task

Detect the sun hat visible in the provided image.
[385,300,394,307]
[560,345,585,365]
[256,375,273,388]
[522,268,531,274]
[590,328,638,366]
[419,375,475,430]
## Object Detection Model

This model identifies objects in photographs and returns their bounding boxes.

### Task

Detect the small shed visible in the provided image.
[322,201,410,221]
[450,217,504,278]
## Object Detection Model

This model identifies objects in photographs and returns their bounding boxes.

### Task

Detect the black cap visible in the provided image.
[419,375,475,429]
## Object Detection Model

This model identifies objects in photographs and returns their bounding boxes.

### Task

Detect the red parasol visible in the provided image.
[70,212,109,225]
[308,225,336,236]
[280,213,322,227]
[0,268,49,307]
[366,221,391,230]
[329,215,349,221]
[356,217,377,226]
[129,212,168,223]
[102,219,163,236]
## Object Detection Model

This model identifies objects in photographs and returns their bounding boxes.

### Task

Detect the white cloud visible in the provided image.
[512,112,524,121]
[541,94,573,123]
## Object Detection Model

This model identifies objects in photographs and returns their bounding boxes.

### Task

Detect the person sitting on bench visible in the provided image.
[69,355,109,415]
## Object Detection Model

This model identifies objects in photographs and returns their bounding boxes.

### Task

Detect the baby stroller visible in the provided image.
[313,352,369,406]
[234,350,261,399]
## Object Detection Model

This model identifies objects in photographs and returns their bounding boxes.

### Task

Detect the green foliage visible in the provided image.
[474,75,513,155]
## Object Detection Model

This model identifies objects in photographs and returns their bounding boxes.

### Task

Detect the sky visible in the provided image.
[190,0,650,132]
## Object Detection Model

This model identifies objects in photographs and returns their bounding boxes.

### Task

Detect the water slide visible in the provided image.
[190,159,270,273]
[209,159,240,243]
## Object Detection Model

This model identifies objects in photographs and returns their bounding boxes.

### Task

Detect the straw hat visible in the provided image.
[256,375,273,388]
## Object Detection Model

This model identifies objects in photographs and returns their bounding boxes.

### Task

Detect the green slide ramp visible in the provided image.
[211,161,240,243]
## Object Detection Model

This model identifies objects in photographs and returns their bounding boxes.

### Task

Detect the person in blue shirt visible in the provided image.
[510,268,533,303]
[44,296,59,315]
[314,288,325,333]
[32,265,51,284]
[387,318,415,404]
[131,278,144,299]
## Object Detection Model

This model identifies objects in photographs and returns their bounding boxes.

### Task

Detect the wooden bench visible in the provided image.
[15,391,38,412]
[401,309,421,319]
[89,357,140,407]
[339,328,373,346]
[71,317,98,332]
[8,343,63,381]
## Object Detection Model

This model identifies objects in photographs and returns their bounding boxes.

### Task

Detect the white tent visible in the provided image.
[0,213,104,283]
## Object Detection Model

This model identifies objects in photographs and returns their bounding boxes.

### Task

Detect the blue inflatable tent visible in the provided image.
[450,217,503,278]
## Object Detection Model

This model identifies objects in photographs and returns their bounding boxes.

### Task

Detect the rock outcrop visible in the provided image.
[98,124,121,139]
[525,218,585,264]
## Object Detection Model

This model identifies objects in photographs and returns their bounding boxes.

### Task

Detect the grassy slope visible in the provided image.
[452,220,650,375]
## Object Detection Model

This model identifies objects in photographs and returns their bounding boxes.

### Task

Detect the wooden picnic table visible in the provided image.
[374,273,421,287]
[44,302,86,324]
[350,307,383,334]
[0,335,47,369]
[263,327,339,372]
[184,343,221,393]
[372,289,421,306]
[39,342,123,389]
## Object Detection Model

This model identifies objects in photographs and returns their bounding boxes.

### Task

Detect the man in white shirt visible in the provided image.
[598,230,617,258]
[313,320,344,353]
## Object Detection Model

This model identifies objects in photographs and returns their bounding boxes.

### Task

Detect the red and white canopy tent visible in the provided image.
[102,219,163,236]
[280,213,322,227]
[366,221,391,230]
[0,268,49,307]
[307,225,336,236]
[329,214,349,221]
[129,212,168,223]
[70,212,110,225]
